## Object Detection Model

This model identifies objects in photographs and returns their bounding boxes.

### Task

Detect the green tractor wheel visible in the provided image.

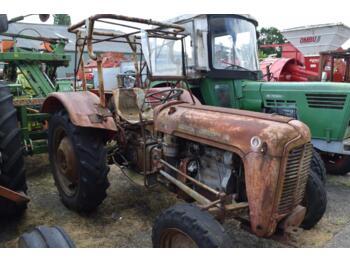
[301,170,327,229]
[322,154,350,175]
[311,149,327,184]
[0,85,27,217]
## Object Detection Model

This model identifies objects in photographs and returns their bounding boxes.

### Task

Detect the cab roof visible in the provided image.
[166,14,258,27]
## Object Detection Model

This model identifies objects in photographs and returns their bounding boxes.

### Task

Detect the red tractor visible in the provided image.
[40,14,326,247]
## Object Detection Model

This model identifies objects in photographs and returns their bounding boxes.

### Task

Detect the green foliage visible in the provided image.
[257,27,285,58]
[258,27,285,45]
[53,14,71,26]
[258,50,268,61]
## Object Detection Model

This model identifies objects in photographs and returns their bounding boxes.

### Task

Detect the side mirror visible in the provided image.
[39,14,50,22]
[0,14,9,33]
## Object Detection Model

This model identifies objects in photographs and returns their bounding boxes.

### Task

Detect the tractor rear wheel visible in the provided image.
[301,170,327,229]
[322,154,350,175]
[152,204,232,248]
[48,110,109,212]
[311,149,327,184]
[18,226,75,248]
[0,85,27,217]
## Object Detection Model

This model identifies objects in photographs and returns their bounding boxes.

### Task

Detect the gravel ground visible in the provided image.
[1,155,350,248]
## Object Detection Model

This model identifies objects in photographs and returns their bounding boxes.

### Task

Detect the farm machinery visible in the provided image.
[161,14,350,175]
[0,14,75,248]
[40,14,326,247]
[0,13,71,216]
[318,49,350,83]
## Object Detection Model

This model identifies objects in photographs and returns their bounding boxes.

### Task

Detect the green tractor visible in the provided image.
[0,14,75,248]
[165,14,350,176]
[0,15,71,156]
[0,14,71,217]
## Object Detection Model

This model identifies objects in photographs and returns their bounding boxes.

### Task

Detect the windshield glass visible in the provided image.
[210,16,259,71]
[141,31,184,77]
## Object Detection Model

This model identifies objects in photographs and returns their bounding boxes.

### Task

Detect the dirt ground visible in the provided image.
[1,155,350,248]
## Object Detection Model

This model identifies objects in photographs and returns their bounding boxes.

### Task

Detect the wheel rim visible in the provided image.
[159,228,198,248]
[53,127,78,197]
[324,154,350,174]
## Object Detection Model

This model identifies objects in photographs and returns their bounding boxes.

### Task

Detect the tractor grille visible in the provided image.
[265,99,296,107]
[306,93,347,109]
[278,143,313,214]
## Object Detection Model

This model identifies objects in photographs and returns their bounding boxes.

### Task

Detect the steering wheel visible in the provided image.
[145,88,183,104]
[122,70,136,88]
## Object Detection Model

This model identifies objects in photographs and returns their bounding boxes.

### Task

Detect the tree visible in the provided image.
[257,27,286,59]
[53,14,71,26]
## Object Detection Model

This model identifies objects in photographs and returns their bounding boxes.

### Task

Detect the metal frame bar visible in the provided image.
[159,159,221,197]
[0,185,30,203]
[0,32,68,44]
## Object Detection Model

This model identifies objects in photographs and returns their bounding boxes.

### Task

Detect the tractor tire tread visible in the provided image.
[152,204,232,248]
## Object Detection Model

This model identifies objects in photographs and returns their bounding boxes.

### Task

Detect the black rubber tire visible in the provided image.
[301,170,327,230]
[322,154,350,175]
[0,85,27,217]
[311,149,327,184]
[152,204,232,248]
[48,109,109,212]
[0,15,8,33]
[18,226,75,248]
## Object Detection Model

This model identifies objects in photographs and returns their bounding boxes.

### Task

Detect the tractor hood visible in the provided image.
[256,81,350,142]
[154,102,310,158]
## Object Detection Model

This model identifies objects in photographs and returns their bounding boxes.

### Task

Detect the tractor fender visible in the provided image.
[41,91,117,131]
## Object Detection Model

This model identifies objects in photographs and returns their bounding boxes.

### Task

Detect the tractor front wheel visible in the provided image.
[48,110,109,212]
[301,170,327,229]
[152,204,232,248]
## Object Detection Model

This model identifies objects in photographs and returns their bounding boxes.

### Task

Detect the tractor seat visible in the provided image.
[112,88,153,124]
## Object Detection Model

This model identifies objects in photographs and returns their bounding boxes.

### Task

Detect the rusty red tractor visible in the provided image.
[41,15,326,247]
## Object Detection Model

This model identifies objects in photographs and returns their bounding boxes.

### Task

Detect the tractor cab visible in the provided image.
[167,14,261,81]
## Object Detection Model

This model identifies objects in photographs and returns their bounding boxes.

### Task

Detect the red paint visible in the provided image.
[300,36,321,44]
[260,43,347,82]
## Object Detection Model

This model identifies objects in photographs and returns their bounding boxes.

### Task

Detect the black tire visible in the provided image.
[0,85,27,217]
[301,170,327,230]
[311,149,327,184]
[322,154,350,175]
[48,109,109,212]
[152,204,232,248]
[0,15,8,33]
[18,226,75,248]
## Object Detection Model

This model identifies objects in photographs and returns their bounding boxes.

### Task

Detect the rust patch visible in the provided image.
[41,91,117,131]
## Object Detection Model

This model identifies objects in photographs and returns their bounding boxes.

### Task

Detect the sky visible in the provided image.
[8,12,350,31]
[4,0,350,46]
[5,0,350,30]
